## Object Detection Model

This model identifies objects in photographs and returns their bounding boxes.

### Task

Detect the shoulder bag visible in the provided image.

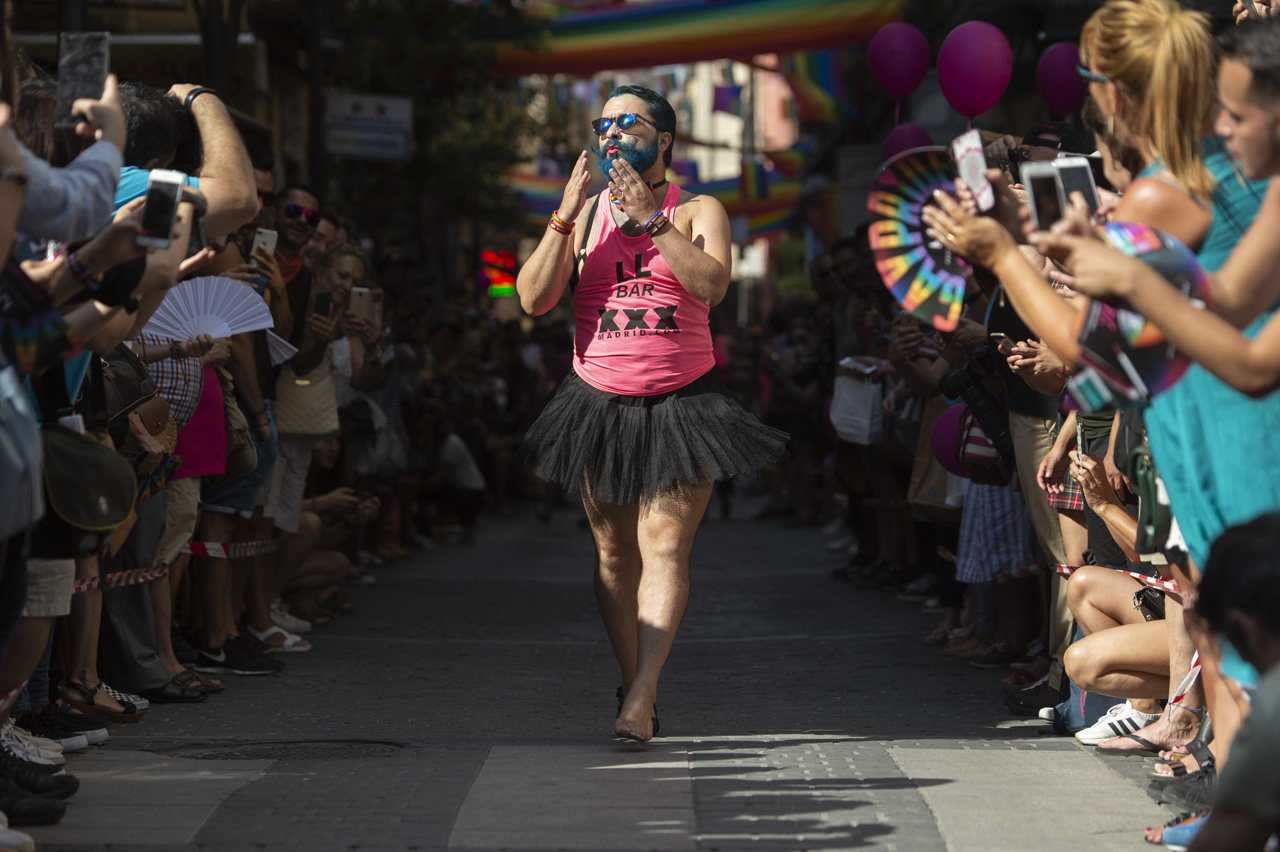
[275,361,340,437]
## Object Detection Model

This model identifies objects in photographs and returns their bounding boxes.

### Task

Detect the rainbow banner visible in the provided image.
[780,48,858,125]
[713,84,743,114]
[492,0,904,77]
[747,208,792,242]
[763,143,809,179]
[740,161,768,201]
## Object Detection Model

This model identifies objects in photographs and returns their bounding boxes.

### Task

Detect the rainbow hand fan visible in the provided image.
[142,276,274,341]
[866,146,971,332]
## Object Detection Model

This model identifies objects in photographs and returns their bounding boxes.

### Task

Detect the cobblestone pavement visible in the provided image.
[28,499,1177,852]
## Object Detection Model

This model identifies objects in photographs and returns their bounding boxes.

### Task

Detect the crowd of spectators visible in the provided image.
[2,0,1280,850]
[745,2,1280,849]
[0,8,573,846]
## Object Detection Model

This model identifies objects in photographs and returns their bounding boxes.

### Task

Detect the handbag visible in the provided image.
[828,375,882,445]
[1133,586,1166,622]
[907,397,964,522]
[955,407,1013,486]
[102,342,159,445]
[0,363,45,540]
[29,360,137,559]
[208,366,256,485]
[275,363,339,437]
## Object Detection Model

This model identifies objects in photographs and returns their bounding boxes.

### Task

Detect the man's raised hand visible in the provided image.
[72,74,126,151]
[607,157,660,224]
[558,151,592,223]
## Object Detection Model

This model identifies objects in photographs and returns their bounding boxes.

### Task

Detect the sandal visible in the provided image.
[61,681,143,723]
[923,626,951,646]
[178,668,224,694]
[1150,744,1214,782]
[249,624,312,653]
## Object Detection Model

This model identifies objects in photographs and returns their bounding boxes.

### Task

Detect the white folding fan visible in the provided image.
[143,276,274,340]
[265,331,297,366]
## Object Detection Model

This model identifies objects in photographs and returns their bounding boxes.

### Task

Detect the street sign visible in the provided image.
[325,93,413,161]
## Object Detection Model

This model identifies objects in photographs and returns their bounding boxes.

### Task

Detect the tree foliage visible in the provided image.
[329,0,543,226]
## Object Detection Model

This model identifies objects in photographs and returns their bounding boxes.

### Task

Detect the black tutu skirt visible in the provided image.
[520,368,789,505]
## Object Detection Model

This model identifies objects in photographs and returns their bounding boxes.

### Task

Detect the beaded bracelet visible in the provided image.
[643,210,668,238]
[549,210,574,235]
[66,252,100,293]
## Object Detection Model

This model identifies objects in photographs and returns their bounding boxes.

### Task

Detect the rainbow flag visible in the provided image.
[712,84,742,115]
[763,144,809,178]
[747,208,791,241]
[740,160,768,201]
[491,0,904,77]
[780,48,858,125]
[504,172,568,227]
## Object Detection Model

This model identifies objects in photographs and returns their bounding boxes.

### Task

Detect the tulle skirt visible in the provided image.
[520,368,788,505]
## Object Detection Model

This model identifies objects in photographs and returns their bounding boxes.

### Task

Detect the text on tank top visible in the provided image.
[572,183,714,395]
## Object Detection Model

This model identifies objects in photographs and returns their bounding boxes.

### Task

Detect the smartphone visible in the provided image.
[54,32,109,129]
[951,129,994,212]
[1076,418,1086,455]
[988,332,1011,343]
[313,291,333,318]
[1022,162,1065,231]
[348,286,383,329]
[1055,156,1101,218]
[250,229,278,266]
[136,169,185,249]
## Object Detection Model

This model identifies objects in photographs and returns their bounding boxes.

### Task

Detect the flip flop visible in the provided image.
[1096,733,1163,754]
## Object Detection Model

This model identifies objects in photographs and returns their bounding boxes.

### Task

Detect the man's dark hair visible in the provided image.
[607,85,676,167]
[117,82,189,168]
[1196,512,1280,644]
[277,183,321,207]
[1220,16,1280,108]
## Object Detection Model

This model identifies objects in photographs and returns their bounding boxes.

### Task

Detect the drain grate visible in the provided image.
[160,739,406,761]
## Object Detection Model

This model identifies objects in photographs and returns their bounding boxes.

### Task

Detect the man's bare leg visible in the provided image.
[617,479,714,742]
[582,485,643,693]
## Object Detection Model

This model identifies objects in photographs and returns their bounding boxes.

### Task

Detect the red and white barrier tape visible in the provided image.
[1170,653,1202,708]
[182,540,278,559]
[0,681,26,715]
[1053,563,1181,595]
[994,563,1043,583]
[73,564,170,595]
[936,545,958,564]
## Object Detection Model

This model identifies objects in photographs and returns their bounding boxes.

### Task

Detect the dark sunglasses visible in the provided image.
[591,113,657,135]
[1076,64,1131,99]
[283,203,320,226]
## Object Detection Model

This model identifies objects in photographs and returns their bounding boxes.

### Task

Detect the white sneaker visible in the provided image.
[0,824,35,852]
[825,534,854,552]
[11,725,62,754]
[821,518,846,536]
[1075,701,1163,745]
[1,719,64,766]
[271,599,312,634]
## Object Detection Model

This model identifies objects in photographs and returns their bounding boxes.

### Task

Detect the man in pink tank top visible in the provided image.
[517,86,785,742]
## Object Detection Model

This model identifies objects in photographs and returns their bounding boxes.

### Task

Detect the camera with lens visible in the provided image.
[938,344,1015,462]
[990,147,1027,186]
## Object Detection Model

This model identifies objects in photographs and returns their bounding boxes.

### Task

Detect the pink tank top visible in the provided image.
[573,184,714,395]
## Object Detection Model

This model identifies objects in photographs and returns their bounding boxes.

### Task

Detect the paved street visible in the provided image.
[29,498,1176,852]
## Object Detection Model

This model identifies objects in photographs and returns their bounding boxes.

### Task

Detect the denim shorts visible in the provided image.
[202,400,278,516]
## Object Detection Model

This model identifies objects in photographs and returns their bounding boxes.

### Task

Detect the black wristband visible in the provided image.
[183,87,218,111]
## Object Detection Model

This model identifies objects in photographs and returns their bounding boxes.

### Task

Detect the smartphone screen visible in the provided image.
[314,292,332,318]
[1027,172,1064,230]
[54,32,110,129]
[1056,158,1101,217]
[951,130,994,212]
[137,171,184,249]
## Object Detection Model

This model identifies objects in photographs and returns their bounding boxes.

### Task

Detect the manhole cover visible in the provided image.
[160,739,406,761]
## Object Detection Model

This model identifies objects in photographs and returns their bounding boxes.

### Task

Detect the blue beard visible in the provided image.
[596,137,660,179]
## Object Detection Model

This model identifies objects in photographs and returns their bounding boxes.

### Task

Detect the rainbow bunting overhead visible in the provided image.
[780,48,858,125]
[740,161,768,202]
[491,0,904,77]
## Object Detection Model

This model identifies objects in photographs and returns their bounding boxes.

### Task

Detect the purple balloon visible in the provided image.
[869,23,931,100]
[1037,42,1087,116]
[882,124,933,161]
[938,21,1012,118]
[930,404,970,478]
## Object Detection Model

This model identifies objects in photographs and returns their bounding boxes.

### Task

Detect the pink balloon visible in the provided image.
[882,123,933,161]
[938,21,1012,118]
[1037,42,1087,116]
[930,404,970,478]
[869,23,931,100]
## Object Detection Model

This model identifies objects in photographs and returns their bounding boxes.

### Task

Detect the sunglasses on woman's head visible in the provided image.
[283,203,320,226]
[591,113,658,135]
